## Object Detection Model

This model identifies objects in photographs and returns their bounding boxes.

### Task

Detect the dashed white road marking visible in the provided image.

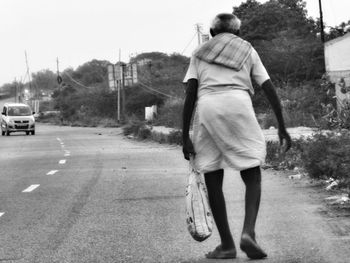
[47,170,59,175]
[59,160,66,164]
[0,212,4,218]
[64,153,70,157]
[57,138,61,141]
[22,184,40,193]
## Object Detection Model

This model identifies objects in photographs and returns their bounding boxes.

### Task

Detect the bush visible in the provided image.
[265,138,304,170]
[301,132,350,186]
[257,80,334,128]
[259,109,317,129]
[151,131,167,144]
[319,102,350,130]
[125,88,163,119]
[123,119,144,136]
[38,100,55,112]
[98,118,120,127]
[122,118,152,140]
[259,112,277,129]
[138,126,152,139]
[155,98,184,129]
[36,112,61,124]
[265,131,350,188]
[167,130,182,145]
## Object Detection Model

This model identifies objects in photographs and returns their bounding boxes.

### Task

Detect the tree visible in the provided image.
[325,20,350,41]
[31,69,60,98]
[233,0,324,83]
[70,59,109,88]
[0,82,17,98]
[131,52,189,99]
[124,87,163,118]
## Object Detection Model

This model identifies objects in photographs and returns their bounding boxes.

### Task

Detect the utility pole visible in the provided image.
[117,49,121,123]
[318,0,325,43]
[56,58,62,88]
[56,57,60,77]
[196,24,202,45]
[24,51,32,99]
[117,72,121,122]
[56,57,64,124]
[14,78,17,103]
[120,49,126,122]
[121,64,126,121]
[121,63,126,122]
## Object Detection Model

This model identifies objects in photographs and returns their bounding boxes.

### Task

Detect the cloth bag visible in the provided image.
[185,158,213,241]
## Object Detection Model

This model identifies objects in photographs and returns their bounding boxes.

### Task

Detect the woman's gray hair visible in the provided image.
[210,13,241,35]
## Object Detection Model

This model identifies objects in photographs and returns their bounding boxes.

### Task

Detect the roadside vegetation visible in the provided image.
[266,131,350,189]
[1,0,349,189]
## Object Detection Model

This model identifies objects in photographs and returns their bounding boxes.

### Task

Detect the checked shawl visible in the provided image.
[194,33,252,71]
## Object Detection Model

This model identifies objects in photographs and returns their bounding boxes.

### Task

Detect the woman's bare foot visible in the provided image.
[205,245,237,259]
[240,234,267,259]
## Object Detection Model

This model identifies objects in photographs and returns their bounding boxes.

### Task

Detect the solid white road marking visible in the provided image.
[59,160,66,164]
[0,212,4,218]
[22,184,40,193]
[47,170,59,175]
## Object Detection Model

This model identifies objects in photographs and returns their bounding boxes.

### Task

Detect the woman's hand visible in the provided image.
[182,137,195,160]
[278,129,292,152]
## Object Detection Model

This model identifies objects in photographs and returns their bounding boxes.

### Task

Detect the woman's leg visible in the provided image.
[240,166,261,238]
[240,166,267,259]
[204,169,235,251]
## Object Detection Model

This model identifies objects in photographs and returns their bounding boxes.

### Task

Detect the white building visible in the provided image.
[324,33,350,109]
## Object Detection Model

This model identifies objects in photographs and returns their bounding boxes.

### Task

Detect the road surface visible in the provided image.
[0,123,349,263]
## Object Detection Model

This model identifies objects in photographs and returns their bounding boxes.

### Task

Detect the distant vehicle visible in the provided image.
[1,103,35,136]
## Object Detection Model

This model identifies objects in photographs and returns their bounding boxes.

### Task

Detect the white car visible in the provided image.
[1,103,35,136]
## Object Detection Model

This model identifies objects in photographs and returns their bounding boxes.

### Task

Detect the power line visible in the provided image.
[132,81,165,97]
[138,81,175,98]
[137,82,163,97]
[138,81,177,99]
[181,32,197,54]
[62,72,90,89]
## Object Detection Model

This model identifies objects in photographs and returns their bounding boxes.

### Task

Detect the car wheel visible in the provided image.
[1,130,4,136]
[6,130,10,136]
[31,130,35,135]
[26,131,30,135]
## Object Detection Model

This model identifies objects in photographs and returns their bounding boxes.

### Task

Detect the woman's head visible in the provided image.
[210,13,241,37]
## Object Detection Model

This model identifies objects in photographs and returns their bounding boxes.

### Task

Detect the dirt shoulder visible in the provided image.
[269,168,350,237]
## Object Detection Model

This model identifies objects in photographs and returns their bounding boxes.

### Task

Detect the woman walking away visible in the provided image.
[182,13,291,260]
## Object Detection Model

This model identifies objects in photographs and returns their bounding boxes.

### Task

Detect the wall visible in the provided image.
[325,33,350,109]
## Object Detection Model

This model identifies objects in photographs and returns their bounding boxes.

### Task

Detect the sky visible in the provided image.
[0,0,349,86]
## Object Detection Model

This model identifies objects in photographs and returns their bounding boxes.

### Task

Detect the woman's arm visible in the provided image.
[182,78,198,160]
[261,79,292,151]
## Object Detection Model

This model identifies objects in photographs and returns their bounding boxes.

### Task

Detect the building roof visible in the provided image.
[325,32,350,46]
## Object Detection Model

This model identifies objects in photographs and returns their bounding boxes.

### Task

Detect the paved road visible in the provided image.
[0,124,349,263]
